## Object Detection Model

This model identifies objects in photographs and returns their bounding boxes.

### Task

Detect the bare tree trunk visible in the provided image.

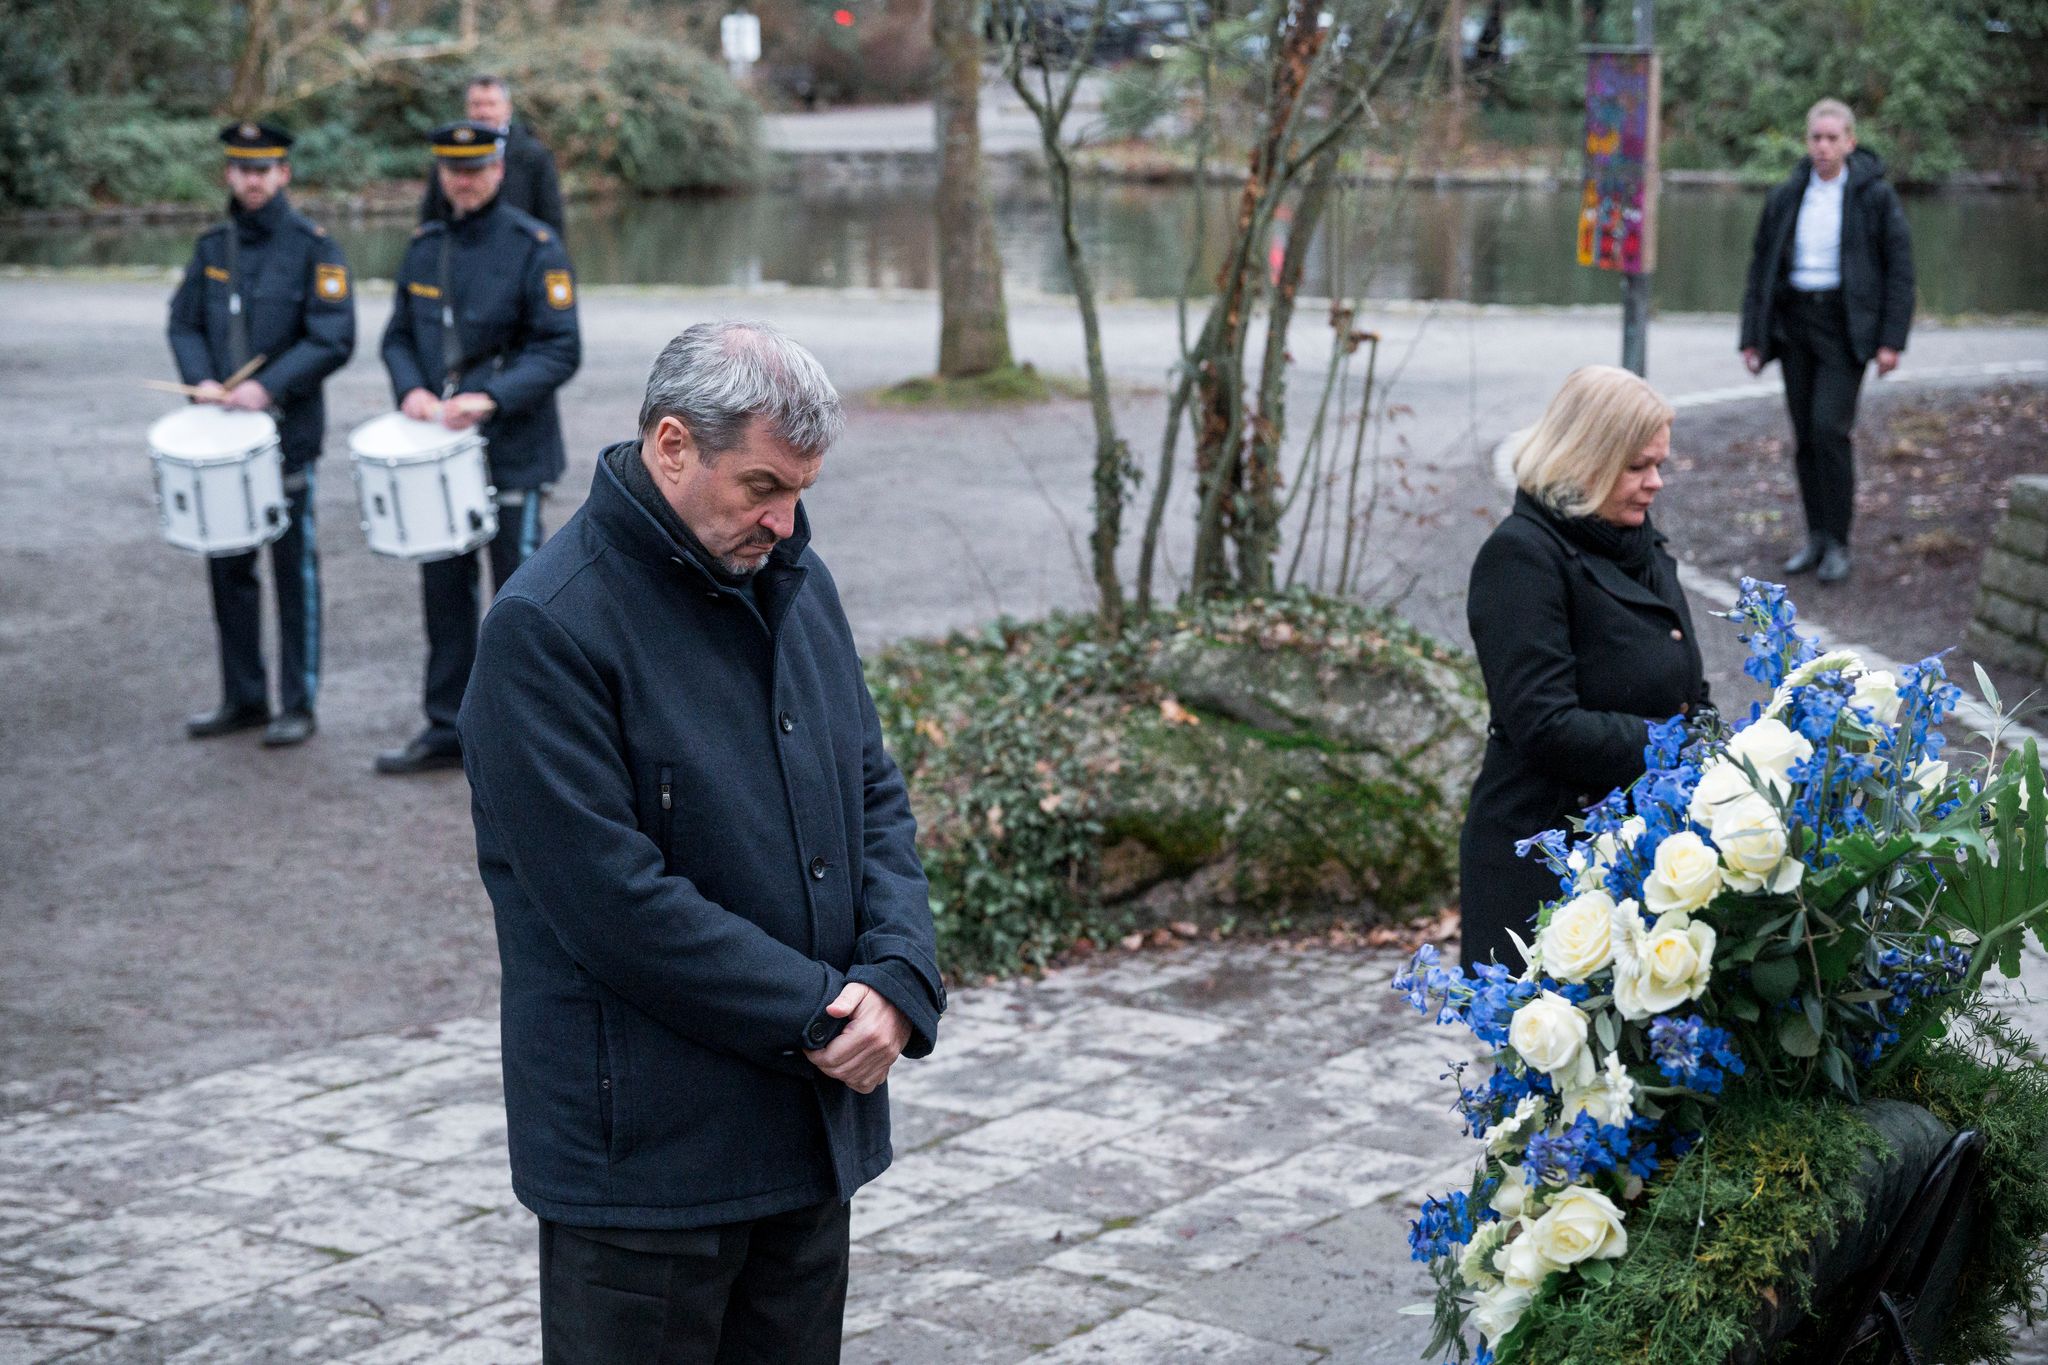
[934,0,1014,377]
[460,0,478,46]
[228,0,278,112]
[1004,4,1128,632]
[1443,0,1466,154]
[1238,142,1340,592]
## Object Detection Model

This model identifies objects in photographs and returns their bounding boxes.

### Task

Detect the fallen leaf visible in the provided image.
[1159,697,1201,727]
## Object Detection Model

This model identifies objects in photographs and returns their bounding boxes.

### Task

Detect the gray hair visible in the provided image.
[469,73,511,99]
[1806,98,1855,134]
[637,321,846,459]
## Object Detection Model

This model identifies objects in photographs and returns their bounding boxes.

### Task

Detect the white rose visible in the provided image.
[1508,991,1595,1088]
[1610,908,1717,1020]
[1687,758,1758,828]
[1724,718,1814,791]
[1488,1094,1547,1157]
[1469,1281,1534,1343]
[1459,1219,1510,1290]
[1525,1185,1629,1267]
[1711,792,1804,894]
[1642,831,1723,918]
[1561,1050,1636,1128]
[1536,890,1617,983]
[1850,670,1903,726]
[1490,1163,1531,1219]
[1497,1222,1560,1290]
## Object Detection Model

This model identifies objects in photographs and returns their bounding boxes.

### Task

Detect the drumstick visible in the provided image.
[222,354,268,390]
[142,379,212,398]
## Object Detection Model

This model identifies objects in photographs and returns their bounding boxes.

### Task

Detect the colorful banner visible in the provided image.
[1577,49,1660,275]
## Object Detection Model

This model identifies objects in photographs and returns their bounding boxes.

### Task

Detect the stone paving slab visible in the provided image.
[5,941,2048,1362]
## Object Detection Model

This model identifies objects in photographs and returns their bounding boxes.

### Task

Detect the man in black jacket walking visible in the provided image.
[458,322,943,1364]
[1739,98,1916,584]
[420,75,566,236]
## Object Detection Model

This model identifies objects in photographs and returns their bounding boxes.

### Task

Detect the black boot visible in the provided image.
[374,734,463,775]
[1783,536,1826,575]
[262,710,317,747]
[186,702,269,739]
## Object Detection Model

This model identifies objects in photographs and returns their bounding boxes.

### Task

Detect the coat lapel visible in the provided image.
[1578,549,1678,618]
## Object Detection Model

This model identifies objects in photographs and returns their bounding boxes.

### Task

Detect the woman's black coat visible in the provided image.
[1459,494,1710,970]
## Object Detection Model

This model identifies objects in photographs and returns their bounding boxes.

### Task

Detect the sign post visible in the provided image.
[1578,5,1659,376]
[720,11,762,84]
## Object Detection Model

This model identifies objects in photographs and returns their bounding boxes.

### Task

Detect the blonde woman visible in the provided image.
[1459,365,1710,971]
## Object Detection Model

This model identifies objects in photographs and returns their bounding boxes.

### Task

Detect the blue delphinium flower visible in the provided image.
[1644,714,1689,772]
[1408,1189,1495,1262]
[1647,1014,1746,1095]
[1728,578,1821,689]
[1392,947,1540,1049]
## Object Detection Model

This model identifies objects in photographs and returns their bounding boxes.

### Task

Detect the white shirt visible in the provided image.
[1789,169,1846,292]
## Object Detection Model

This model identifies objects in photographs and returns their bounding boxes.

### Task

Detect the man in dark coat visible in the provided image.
[458,321,944,1364]
[167,121,356,747]
[376,120,580,775]
[1739,98,1915,585]
[420,75,566,236]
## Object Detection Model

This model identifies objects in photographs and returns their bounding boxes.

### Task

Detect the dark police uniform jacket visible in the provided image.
[458,452,944,1228]
[380,198,580,491]
[1739,147,1916,367]
[167,193,356,467]
[420,122,566,236]
[1459,492,1709,969]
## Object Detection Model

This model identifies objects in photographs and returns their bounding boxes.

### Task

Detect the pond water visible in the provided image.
[5,179,2044,315]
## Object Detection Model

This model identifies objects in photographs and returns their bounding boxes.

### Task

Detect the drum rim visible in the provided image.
[347,412,488,462]
[150,442,284,467]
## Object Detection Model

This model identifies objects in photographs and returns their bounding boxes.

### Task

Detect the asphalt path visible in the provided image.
[3,272,2042,1112]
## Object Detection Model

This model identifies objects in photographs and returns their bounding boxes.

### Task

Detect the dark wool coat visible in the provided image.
[1459,494,1710,971]
[166,192,356,466]
[1739,147,1916,366]
[420,122,566,235]
[458,453,944,1229]
[380,198,579,491]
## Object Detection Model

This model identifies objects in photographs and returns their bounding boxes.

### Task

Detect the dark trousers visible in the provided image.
[539,1199,850,1365]
[1774,289,1866,546]
[208,472,319,716]
[419,491,543,747]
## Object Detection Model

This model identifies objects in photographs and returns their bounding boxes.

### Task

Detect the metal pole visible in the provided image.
[1621,0,1654,376]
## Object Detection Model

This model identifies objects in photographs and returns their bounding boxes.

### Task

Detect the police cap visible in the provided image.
[219,121,293,166]
[428,120,505,165]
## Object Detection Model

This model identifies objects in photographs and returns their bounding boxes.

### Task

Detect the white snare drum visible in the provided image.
[147,407,288,557]
[348,413,496,562]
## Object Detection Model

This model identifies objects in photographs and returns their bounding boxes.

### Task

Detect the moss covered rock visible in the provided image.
[866,593,1482,977]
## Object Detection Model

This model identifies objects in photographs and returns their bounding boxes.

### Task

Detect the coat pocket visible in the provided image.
[594,997,616,1158]
[656,764,675,873]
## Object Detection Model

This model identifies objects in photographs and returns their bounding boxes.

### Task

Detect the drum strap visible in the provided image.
[437,234,463,399]
[224,224,251,375]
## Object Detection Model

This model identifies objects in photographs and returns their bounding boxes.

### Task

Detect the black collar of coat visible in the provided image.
[586,449,814,629]
[1510,491,1676,618]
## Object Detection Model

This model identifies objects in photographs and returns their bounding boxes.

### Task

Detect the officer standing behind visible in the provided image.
[1740,98,1916,585]
[377,120,580,776]
[168,122,356,747]
[420,75,566,236]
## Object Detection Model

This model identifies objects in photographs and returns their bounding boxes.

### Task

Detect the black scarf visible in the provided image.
[604,441,756,589]
[1517,490,1663,589]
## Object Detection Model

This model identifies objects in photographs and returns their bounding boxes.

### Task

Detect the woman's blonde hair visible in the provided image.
[1510,365,1675,518]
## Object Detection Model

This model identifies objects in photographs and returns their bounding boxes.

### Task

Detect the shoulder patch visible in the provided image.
[315,262,349,300]
[544,270,574,310]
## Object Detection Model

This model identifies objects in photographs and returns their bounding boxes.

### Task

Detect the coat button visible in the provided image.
[805,1020,830,1047]
[779,712,795,734]
[1670,628,1684,641]
[809,856,827,880]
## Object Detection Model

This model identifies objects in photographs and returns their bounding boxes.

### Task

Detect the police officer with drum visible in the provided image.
[168,122,356,748]
[376,120,580,775]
